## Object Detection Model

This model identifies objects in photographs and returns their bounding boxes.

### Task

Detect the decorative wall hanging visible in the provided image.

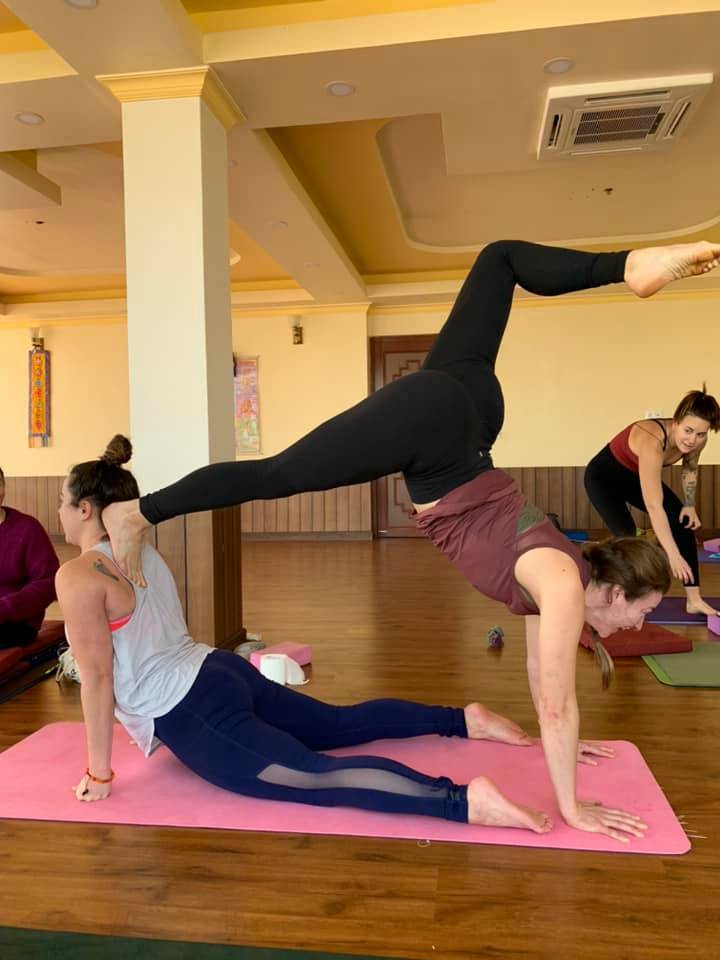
[28,337,51,448]
[233,354,260,454]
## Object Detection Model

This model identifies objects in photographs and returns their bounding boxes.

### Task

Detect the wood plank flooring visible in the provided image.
[1,540,719,960]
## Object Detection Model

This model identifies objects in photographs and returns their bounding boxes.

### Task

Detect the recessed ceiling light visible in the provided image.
[325,80,355,97]
[64,0,99,9]
[15,112,45,125]
[543,57,575,75]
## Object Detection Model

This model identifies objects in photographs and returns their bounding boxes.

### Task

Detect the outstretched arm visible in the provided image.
[55,563,115,801]
[637,443,692,583]
[518,549,646,842]
[679,446,703,531]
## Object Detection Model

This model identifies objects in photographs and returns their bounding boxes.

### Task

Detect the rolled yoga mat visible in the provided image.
[644,641,720,687]
[646,597,720,625]
[0,723,689,856]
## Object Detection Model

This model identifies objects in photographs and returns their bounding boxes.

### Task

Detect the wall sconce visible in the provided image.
[290,315,304,345]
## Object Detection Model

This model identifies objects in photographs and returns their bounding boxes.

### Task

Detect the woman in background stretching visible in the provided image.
[585,386,720,616]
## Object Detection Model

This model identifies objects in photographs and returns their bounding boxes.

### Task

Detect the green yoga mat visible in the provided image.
[644,642,720,686]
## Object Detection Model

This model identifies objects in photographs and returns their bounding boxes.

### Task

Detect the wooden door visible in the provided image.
[371,335,436,537]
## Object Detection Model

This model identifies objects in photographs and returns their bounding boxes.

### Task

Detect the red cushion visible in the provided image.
[580,622,692,657]
[0,647,25,680]
[22,620,65,658]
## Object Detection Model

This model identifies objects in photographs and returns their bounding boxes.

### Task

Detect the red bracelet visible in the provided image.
[85,768,114,784]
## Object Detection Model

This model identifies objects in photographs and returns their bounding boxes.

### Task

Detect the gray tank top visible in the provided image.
[90,539,212,756]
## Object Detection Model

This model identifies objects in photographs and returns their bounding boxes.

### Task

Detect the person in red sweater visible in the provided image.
[0,466,59,649]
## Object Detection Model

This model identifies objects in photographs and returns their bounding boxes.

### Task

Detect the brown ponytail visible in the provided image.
[582,537,671,600]
[68,434,139,512]
[673,384,720,431]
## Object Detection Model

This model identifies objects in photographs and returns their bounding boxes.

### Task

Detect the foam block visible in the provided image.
[250,641,312,669]
[703,538,720,552]
[0,723,690,855]
[580,622,691,657]
[708,615,720,636]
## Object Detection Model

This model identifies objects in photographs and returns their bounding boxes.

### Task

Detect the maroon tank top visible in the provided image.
[414,469,590,615]
[609,419,669,473]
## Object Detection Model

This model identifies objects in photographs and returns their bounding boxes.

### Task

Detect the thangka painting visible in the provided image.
[28,346,51,448]
[233,355,260,454]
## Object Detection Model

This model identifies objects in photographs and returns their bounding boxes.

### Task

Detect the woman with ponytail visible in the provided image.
[585,385,720,616]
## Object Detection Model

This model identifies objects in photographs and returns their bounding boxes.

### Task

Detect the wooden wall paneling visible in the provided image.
[562,466,576,529]
[288,493,301,531]
[548,467,563,518]
[232,505,244,633]
[574,468,589,529]
[36,478,49,536]
[155,516,188,620]
[263,499,276,533]
[348,484,363,531]
[185,513,214,647]
[276,496,289,533]
[300,493,313,532]
[324,488,337,532]
[240,502,253,532]
[312,491,325,532]
[252,500,265,533]
[535,468,549,515]
[519,467,535,505]
[336,486,349,532]
[360,483,372,531]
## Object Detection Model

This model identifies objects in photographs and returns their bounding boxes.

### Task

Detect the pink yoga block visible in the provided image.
[703,538,720,552]
[250,641,312,668]
[708,615,720,636]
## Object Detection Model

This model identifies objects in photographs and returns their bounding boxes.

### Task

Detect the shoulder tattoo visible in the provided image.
[93,559,119,582]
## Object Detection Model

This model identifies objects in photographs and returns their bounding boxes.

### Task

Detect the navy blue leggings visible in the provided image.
[154,651,470,822]
[139,241,628,517]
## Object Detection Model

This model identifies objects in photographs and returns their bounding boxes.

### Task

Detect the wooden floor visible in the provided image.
[1,539,719,960]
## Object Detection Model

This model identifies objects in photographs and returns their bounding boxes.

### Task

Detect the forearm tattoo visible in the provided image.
[93,559,119,582]
[681,469,697,507]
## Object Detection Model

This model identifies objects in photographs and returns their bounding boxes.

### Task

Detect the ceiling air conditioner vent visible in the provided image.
[537,74,712,160]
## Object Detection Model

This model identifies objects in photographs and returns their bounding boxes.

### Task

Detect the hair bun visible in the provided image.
[102,434,132,467]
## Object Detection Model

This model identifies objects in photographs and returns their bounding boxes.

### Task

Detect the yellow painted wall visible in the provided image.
[232,309,369,457]
[370,293,720,466]
[2,292,719,478]
[0,323,129,477]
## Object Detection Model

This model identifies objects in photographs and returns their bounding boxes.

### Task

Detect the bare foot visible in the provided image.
[464,702,533,747]
[686,599,719,617]
[101,499,150,587]
[625,241,720,298]
[467,776,552,833]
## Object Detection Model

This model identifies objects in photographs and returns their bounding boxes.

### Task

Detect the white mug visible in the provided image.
[258,653,307,686]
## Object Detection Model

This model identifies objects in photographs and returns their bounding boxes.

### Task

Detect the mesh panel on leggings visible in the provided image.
[258,763,448,798]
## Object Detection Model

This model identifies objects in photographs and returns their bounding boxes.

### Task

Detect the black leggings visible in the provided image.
[140,241,628,523]
[584,445,699,585]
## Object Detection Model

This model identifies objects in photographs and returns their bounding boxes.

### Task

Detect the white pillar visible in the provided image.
[98,67,242,493]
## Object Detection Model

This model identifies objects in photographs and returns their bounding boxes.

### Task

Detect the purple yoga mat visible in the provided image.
[646,596,718,624]
[699,550,720,564]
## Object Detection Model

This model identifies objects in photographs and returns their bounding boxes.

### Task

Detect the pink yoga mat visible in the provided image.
[0,723,689,855]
